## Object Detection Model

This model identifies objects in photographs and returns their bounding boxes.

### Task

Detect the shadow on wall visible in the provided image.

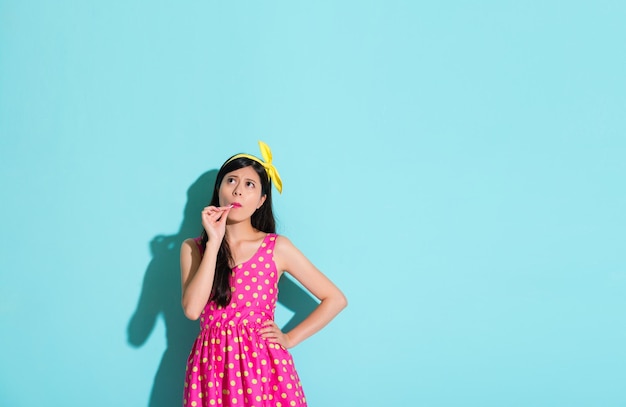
[127,170,318,407]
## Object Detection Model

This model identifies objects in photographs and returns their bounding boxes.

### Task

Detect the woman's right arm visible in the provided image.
[180,205,231,320]
[180,238,220,320]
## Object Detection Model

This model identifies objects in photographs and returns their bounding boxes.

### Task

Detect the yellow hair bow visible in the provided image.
[226,141,283,194]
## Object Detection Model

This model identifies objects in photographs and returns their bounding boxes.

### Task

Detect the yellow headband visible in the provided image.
[226,141,283,194]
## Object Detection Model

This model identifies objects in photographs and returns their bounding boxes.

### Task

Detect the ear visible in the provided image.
[257,194,267,209]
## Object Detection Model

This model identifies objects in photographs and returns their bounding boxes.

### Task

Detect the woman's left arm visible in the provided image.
[260,236,348,348]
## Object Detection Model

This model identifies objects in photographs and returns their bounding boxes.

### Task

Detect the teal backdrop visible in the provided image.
[1,1,625,406]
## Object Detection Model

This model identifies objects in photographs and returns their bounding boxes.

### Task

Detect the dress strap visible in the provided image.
[265,233,278,252]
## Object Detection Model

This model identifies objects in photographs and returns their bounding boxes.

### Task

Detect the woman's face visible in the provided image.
[218,165,266,222]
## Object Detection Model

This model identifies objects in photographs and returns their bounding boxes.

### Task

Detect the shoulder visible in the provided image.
[182,237,202,247]
[272,235,320,278]
[274,234,295,251]
[181,237,203,256]
[273,235,305,262]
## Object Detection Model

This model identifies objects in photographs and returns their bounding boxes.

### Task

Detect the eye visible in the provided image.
[226,177,236,184]
[246,181,256,188]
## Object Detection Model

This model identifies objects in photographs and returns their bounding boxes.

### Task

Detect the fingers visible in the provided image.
[259,320,280,340]
[201,206,232,241]
[203,205,232,216]
[202,205,232,222]
[259,321,291,348]
[259,321,292,348]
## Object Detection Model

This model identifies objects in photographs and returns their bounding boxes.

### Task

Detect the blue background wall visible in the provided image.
[1,1,625,406]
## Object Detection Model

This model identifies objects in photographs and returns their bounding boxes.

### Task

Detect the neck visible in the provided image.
[225,221,258,244]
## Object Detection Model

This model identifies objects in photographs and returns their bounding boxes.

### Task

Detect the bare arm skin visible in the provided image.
[260,236,348,348]
[180,205,231,320]
[180,238,220,320]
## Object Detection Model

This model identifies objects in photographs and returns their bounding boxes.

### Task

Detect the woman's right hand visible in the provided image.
[201,205,232,244]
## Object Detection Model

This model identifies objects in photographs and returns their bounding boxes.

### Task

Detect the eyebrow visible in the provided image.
[227,175,257,183]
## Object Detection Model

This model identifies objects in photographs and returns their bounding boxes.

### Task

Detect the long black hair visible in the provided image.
[200,156,276,307]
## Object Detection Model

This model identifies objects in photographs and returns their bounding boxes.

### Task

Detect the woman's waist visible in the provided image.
[200,307,272,330]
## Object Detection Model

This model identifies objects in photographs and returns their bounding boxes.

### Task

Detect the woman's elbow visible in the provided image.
[184,310,201,321]
[182,301,202,321]
[331,291,347,311]
[338,292,348,310]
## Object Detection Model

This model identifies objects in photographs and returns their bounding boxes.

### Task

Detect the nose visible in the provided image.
[232,182,243,196]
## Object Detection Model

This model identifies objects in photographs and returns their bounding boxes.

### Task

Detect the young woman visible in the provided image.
[180,141,347,407]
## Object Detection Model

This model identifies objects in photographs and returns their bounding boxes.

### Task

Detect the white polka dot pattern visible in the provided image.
[184,234,307,407]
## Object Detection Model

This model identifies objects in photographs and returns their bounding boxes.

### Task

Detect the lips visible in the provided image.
[230,202,242,208]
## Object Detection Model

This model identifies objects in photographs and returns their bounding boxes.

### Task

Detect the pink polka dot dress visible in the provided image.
[184,234,307,407]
